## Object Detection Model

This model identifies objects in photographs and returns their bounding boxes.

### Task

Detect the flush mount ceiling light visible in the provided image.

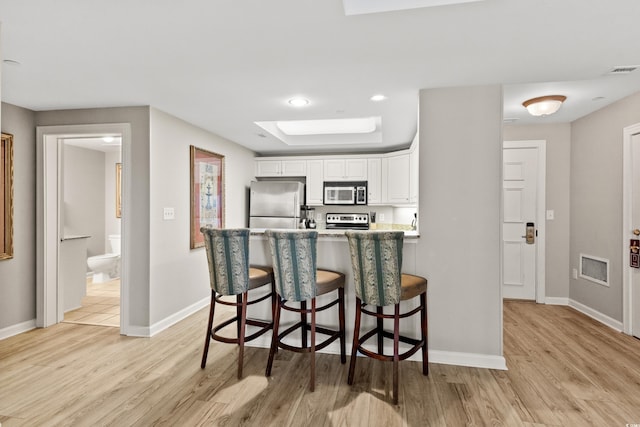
[276,117,377,136]
[288,97,309,107]
[522,95,567,116]
[370,94,386,101]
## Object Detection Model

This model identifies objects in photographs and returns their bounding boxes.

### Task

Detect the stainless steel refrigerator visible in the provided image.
[249,181,304,229]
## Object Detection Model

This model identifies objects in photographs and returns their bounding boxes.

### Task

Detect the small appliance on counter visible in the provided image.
[249,181,305,229]
[323,181,367,205]
[299,206,317,229]
[325,213,369,230]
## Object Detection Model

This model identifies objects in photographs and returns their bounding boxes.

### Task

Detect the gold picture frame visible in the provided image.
[190,145,224,249]
[116,163,122,218]
[1,133,14,260]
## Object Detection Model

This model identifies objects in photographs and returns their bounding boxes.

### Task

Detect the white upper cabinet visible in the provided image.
[306,159,324,205]
[323,158,367,181]
[255,159,306,177]
[367,157,382,204]
[386,153,411,204]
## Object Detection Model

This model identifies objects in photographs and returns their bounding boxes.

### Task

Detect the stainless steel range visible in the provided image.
[325,213,369,230]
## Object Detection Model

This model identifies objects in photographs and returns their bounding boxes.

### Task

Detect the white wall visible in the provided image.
[417,85,504,363]
[62,144,105,257]
[503,123,571,299]
[148,108,257,325]
[570,91,640,321]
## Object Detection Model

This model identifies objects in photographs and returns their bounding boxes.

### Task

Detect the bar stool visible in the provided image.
[200,228,276,379]
[345,230,428,405]
[264,230,346,392]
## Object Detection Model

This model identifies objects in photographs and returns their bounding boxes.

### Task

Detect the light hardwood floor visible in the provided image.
[1,300,640,426]
[63,279,120,327]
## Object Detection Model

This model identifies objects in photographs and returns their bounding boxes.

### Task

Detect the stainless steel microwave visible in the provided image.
[323,181,367,205]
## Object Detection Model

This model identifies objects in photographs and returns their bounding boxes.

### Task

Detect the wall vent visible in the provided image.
[607,66,638,75]
[579,254,609,287]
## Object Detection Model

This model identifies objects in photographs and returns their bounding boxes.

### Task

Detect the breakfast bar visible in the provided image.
[245,229,423,359]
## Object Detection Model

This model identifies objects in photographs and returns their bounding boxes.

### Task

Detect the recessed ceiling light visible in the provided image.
[276,117,377,136]
[370,94,386,101]
[288,97,309,107]
[103,136,115,143]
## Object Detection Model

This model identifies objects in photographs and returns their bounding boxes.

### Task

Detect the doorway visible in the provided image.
[36,123,131,334]
[622,122,640,338]
[502,140,546,302]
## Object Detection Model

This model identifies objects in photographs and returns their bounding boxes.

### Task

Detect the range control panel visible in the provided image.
[325,213,369,229]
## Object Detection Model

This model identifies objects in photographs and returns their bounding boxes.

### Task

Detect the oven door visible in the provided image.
[324,186,355,205]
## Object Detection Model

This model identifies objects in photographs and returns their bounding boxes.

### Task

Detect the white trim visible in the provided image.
[568,299,623,332]
[502,140,546,303]
[0,319,37,340]
[36,124,132,335]
[142,296,210,337]
[428,350,507,370]
[622,122,640,336]
[545,297,570,305]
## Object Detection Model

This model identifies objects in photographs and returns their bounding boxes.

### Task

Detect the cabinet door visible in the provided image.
[345,159,367,180]
[367,158,382,204]
[410,147,419,203]
[324,159,346,180]
[306,160,324,205]
[386,154,410,204]
[281,160,306,177]
[255,160,281,177]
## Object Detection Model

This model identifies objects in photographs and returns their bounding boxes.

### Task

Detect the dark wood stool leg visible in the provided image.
[236,294,242,343]
[300,300,308,347]
[310,297,316,392]
[393,303,400,405]
[266,295,282,377]
[420,292,428,375]
[201,290,216,369]
[237,291,248,379]
[377,306,384,354]
[348,297,362,385]
[338,287,346,364]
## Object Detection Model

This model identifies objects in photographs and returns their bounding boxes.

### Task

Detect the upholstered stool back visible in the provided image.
[345,231,404,306]
[201,228,250,296]
[266,230,318,302]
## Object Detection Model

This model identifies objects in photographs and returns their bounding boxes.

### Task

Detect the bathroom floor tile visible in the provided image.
[63,279,120,328]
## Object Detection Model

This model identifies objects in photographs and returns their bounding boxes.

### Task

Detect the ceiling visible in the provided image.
[1,0,639,155]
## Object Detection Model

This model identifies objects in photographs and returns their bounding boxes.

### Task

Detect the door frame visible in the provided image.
[622,122,640,335]
[503,140,546,303]
[36,123,131,334]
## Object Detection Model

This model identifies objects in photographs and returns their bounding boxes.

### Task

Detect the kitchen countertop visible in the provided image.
[250,228,419,238]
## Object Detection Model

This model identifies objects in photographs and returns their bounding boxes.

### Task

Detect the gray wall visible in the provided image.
[570,91,640,321]
[503,123,571,299]
[62,144,105,257]
[418,85,503,357]
[148,108,257,325]
[0,103,36,330]
[36,106,152,328]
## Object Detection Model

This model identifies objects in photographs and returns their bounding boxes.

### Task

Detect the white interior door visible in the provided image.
[502,146,540,300]
[630,132,640,337]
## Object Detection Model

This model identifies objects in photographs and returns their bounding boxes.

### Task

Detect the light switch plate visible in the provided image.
[546,210,554,220]
[163,207,175,220]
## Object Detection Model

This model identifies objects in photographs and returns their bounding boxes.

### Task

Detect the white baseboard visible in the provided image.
[428,350,507,370]
[568,299,623,332]
[545,297,569,305]
[0,319,37,340]
[130,296,210,338]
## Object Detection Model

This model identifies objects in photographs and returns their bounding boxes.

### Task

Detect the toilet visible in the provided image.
[87,234,121,283]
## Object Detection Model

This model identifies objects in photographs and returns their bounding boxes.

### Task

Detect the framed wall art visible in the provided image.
[190,145,224,249]
[116,163,122,218]
[1,132,14,260]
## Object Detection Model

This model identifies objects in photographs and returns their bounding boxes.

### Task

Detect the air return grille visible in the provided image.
[579,254,609,287]
[607,66,638,75]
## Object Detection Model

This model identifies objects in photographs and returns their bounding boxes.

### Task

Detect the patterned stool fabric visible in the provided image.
[345,230,428,405]
[200,228,275,379]
[265,230,346,392]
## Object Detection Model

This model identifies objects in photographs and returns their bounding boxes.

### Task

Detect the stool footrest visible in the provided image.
[357,327,425,361]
